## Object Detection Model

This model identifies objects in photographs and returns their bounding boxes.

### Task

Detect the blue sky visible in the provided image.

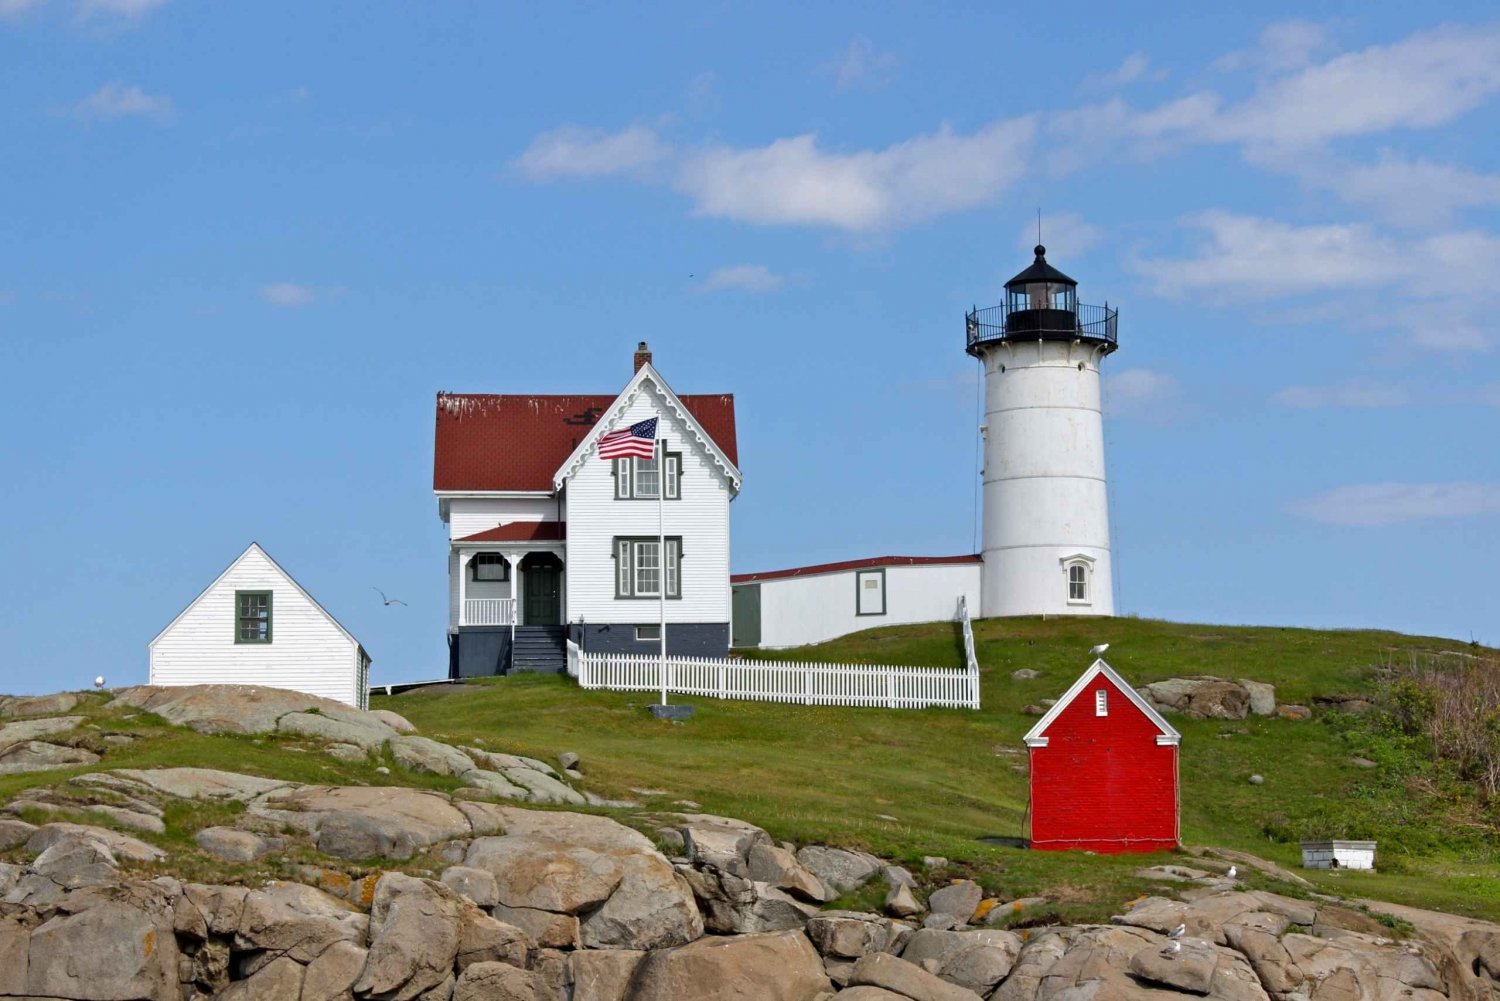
[1,2,1497,693]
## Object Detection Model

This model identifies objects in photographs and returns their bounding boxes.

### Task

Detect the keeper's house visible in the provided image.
[1023,659,1180,853]
[433,344,740,677]
[148,542,371,709]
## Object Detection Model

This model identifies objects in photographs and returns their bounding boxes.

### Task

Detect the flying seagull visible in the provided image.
[1090,643,1110,656]
[373,587,407,607]
[1168,923,1186,940]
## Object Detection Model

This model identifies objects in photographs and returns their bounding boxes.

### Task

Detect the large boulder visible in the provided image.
[354,873,465,1000]
[0,714,87,748]
[453,961,539,1001]
[1137,677,1252,720]
[0,739,100,774]
[797,846,883,896]
[235,880,369,964]
[676,813,773,876]
[389,735,478,776]
[278,710,398,750]
[570,949,646,1001]
[112,766,293,801]
[466,807,702,951]
[24,882,182,1001]
[630,929,833,1001]
[747,842,829,902]
[677,862,818,936]
[0,691,80,717]
[847,952,984,1001]
[114,683,387,736]
[253,785,474,860]
[26,822,164,863]
[927,880,984,924]
[806,911,910,960]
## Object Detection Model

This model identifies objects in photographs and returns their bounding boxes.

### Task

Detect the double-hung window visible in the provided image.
[235,590,272,643]
[614,536,682,598]
[1068,564,1088,602]
[614,449,680,500]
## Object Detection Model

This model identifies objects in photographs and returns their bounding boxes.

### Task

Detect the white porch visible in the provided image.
[455,544,566,628]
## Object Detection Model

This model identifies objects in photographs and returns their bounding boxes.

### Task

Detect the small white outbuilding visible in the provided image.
[149,542,371,709]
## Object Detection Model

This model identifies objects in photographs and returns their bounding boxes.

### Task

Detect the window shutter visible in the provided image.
[666,539,680,597]
[665,455,679,499]
[616,538,632,596]
[615,459,631,499]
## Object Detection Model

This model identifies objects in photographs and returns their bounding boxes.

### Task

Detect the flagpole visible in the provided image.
[657,434,667,707]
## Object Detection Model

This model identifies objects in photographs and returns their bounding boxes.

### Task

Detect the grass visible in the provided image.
[374,615,1500,922]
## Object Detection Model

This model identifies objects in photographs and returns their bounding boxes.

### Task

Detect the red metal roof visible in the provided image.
[433,393,737,492]
[730,554,981,584]
[456,522,566,543]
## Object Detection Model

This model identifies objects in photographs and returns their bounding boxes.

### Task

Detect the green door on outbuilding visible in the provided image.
[731,583,760,648]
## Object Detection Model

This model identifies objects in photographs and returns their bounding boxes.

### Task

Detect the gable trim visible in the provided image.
[149,543,365,660]
[551,363,741,493]
[1021,659,1181,748]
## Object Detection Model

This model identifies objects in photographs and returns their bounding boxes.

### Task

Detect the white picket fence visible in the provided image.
[566,597,980,710]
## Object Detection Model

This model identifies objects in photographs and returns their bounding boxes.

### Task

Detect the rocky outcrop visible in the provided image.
[629,930,832,1000]
[1138,676,1276,720]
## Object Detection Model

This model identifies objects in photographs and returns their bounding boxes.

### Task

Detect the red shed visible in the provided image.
[1023,659,1181,853]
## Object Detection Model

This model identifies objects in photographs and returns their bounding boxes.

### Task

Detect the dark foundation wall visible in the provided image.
[569,622,729,658]
[452,628,513,678]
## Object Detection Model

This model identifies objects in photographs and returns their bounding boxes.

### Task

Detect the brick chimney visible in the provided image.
[633,341,653,373]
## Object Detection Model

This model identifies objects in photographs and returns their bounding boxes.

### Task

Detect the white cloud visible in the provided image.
[675,118,1034,231]
[1214,20,1331,74]
[1085,52,1167,88]
[73,82,173,121]
[78,0,168,17]
[1272,379,1413,409]
[260,283,317,307]
[832,35,899,90]
[1105,368,1180,418]
[1290,482,1500,526]
[1134,212,1404,299]
[698,264,786,293]
[514,125,670,181]
[1214,26,1500,150]
[0,0,44,18]
[1017,212,1101,257]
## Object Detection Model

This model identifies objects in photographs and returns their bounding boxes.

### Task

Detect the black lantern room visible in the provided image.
[965,245,1118,356]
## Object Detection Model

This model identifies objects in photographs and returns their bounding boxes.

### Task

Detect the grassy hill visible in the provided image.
[376,616,1500,923]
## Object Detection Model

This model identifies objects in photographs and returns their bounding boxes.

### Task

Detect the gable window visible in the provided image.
[613,536,682,598]
[1095,688,1108,716]
[235,590,272,644]
[613,449,681,500]
[471,553,509,581]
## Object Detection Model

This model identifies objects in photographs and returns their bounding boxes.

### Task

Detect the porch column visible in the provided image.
[504,552,522,625]
[457,550,473,627]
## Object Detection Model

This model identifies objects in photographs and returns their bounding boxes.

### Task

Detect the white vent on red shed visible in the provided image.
[1095,689,1108,716]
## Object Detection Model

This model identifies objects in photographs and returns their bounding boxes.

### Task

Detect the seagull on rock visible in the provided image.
[1168,923,1186,940]
[1160,940,1181,958]
[1226,865,1237,880]
[1089,643,1110,656]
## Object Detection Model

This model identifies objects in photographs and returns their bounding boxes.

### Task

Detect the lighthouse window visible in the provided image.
[1068,563,1088,603]
[1095,689,1108,716]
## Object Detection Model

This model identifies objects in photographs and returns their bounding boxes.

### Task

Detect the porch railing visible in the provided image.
[463,598,516,626]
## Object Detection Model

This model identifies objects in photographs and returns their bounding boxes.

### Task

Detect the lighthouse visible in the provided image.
[967,246,1118,617]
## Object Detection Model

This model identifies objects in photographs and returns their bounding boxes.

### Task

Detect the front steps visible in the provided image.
[511,625,567,674]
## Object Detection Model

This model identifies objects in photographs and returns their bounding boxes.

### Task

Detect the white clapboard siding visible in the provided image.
[749,562,983,648]
[568,631,980,710]
[565,387,732,625]
[448,497,560,541]
[150,543,368,709]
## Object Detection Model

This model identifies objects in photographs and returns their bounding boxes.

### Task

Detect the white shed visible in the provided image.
[731,555,983,649]
[149,543,371,709]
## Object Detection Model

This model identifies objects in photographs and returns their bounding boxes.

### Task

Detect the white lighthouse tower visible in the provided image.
[967,245,1117,617]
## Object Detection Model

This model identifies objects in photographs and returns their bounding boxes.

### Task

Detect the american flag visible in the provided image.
[598,418,658,460]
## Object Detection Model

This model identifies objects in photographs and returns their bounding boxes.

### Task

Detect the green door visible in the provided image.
[523,558,562,625]
[732,583,760,648]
